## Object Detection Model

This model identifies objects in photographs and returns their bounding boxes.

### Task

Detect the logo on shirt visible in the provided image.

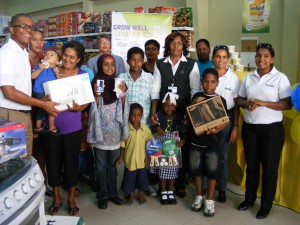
[225,87,232,91]
[265,83,275,88]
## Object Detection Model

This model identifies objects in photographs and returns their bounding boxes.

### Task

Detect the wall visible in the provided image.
[189,0,300,83]
[1,0,299,82]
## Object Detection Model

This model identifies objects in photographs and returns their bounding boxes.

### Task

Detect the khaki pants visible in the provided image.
[0,108,33,157]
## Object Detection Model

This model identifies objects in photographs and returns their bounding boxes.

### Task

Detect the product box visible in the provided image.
[43,73,94,111]
[45,215,85,225]
[186,96,229,135]
[0,120,27,164]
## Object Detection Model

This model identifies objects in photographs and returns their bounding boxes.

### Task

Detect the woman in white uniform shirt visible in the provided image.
[212,45,240,203]
[237,43,292,219]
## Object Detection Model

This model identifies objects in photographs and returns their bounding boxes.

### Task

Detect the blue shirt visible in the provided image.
[32,66,56,94]
[196,59,214,79]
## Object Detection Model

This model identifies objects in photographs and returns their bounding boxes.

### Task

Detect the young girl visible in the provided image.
[87,54,129,209]
[152,92,186,205]
[189,68,229,217]
[115,103,153,205]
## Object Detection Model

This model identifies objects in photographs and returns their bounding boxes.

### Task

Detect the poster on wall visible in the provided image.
[242,0,270,33]
[111,12,172,61]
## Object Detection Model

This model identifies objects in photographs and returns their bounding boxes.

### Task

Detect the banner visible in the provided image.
[111,12,172,61]
[242,0,270,33]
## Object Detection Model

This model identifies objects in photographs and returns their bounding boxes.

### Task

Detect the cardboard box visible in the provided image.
[43,73,94,111]
[45,215,85,225]
[186,96,229,135]
[0,120,27,164]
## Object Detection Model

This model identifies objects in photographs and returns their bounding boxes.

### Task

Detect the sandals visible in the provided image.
[47,128,60,136]
[68,205,80,216]
[48,202,62,216]
[33,127,47,134]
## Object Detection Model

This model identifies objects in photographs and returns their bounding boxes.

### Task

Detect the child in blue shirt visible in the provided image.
[32,50,60,135]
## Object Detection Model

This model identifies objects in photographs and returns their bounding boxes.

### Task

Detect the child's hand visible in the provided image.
[53,67,60,79]
[192,96,206,104]
[38,63,47,70]
[115,158,122,168]
[176,140,184,148]
[205,126,219,134]
[157,127,165,136]
[118,82,127,93]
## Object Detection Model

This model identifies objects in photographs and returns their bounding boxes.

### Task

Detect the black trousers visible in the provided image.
[242,121,284,210]
[45,130,82,188]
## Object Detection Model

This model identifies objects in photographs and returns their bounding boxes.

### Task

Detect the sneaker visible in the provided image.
[191,195,204,211]
[204,199,215,217]
[147,185,157,197]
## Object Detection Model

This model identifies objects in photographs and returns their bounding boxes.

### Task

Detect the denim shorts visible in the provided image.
[189,143,219,179]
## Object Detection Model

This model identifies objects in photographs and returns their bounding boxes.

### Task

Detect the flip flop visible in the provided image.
[68,205,79,216]
[48,202,62,215]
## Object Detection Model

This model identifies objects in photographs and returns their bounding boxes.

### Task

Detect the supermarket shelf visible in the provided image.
[172,27,194,31]
[85,49,100,53]
[44,32,111,40]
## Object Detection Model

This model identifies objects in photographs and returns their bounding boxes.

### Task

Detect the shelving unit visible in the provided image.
[44,32,110,40]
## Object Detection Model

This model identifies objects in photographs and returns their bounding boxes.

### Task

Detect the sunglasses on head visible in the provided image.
[256,43,274,51]
[213,45,229,51]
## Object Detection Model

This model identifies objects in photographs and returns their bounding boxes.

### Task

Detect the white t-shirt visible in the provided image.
[238,67,292,124]
[0,38,32,110]
[216,67,240,110]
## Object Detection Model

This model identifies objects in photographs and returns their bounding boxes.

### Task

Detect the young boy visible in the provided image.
[32,50,60,135]
[118,47,154,126]
[115,103,153,205]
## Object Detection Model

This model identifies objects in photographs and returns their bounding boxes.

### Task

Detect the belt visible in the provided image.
[0,107,30,113]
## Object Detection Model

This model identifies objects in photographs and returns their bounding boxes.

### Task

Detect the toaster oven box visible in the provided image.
[45,215,85,225]
[186,95,229,135]
[0,120,27,164]
[43,73,94,111]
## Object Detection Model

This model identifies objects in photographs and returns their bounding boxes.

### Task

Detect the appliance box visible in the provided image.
[43,73,95,111]
[0,120,27,164]
[186,95,229,135]
[45,215,85,225]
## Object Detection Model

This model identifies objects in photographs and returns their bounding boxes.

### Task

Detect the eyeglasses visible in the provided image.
[170,41,183,47]
[145,47,158,51]
[213,45,229,51]
[99,41,110,45]
[165,120,172,132]
[11,24,34,31]
[256,43,274,51]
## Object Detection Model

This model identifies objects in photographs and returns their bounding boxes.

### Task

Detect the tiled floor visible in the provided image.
[44,168,300,225]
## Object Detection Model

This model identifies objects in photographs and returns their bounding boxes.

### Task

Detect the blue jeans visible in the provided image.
[79,147,94,178]
[218,121,232,191]
[93,147,120,201]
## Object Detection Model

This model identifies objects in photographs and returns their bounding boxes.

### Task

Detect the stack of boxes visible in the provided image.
[227,45,245,72]
[0,15,11,35]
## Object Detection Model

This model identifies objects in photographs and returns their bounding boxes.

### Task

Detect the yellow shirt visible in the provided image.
[121,123,153,171]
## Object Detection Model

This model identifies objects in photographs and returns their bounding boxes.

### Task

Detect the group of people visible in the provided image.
[0,13,292,220]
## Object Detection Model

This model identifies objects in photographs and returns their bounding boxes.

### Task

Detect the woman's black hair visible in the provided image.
[212,45,230,58]
[61,40,85,67]
[202,68,219,81]
[130,103,143,114]
[256,43,275,57]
